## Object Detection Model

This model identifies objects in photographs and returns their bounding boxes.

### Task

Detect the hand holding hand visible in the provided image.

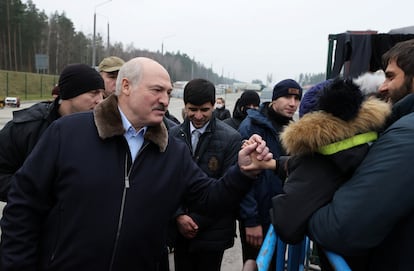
[242,139,277,171]
[238,134,273,178]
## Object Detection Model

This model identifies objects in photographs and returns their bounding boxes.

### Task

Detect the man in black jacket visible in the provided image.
[0,57,271,271]
[0,63,104,201]
[169,79,242,271]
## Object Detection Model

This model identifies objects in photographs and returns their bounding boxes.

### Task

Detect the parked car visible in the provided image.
[260,87,272,103]
[5,97,20,108]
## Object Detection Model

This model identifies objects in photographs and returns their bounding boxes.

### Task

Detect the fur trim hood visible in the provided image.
[281,97,391,156]
[93,95,168,152]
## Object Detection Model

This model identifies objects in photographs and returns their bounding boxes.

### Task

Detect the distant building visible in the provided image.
[233,82,262,92]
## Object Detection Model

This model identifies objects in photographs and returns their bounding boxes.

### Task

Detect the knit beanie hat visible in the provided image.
[272,79,303,101]
[58,64,104,100]
[239,90,260,108]
[183,78,216,105]
[299,79,333,118]
[317,78,364,121]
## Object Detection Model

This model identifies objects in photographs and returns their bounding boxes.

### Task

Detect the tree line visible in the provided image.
[298,72,326,86]
[0,0,324,85]
[0,0,233,84]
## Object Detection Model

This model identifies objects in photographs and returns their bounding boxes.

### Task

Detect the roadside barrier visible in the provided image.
[243,225,352,271]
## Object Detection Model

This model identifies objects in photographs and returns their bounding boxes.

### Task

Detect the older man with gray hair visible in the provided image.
[1,57,271,271]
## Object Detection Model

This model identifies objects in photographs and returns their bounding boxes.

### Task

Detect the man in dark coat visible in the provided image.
[0,63,104,201]
[169,78,242,271]
[308,38,414,271]
[237,79,302,267]
[0,57,271,271]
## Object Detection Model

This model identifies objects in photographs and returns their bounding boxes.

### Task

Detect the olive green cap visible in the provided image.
[98,56,125,72]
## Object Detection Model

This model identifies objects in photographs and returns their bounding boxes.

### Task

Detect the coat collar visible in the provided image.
[280,97,391,156]
[93,95,169,152]
[182,117,216,136]
[386,93,414,127]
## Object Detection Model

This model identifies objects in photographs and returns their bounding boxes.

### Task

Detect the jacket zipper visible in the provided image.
[108,152,132,271]
[108,143,148,271]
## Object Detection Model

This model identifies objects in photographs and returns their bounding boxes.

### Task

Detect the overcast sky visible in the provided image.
[30,0,413,84]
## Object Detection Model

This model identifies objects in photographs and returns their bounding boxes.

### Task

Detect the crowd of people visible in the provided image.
[0,39,414,271]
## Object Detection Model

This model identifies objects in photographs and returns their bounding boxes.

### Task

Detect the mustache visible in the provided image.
[153,104,167,111]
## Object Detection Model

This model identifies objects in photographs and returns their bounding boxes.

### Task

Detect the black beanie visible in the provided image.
[272,79,303,101]
[58,64,104,100]
[317,78,363,121]
[239,90,260,108]
[183,78,216,105]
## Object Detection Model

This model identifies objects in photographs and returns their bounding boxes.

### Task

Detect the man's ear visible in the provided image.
[121,78,130,95]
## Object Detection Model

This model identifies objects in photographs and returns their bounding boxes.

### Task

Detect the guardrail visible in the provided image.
[243,225,351,271]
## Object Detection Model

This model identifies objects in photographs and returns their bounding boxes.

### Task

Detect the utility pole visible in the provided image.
[92,0,112,67]
[161,34,175,55]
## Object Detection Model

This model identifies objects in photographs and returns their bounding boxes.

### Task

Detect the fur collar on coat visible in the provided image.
[281,97,391,156]
[93,95,169,152]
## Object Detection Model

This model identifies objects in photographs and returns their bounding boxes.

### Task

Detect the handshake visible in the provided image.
[238,134,278,178]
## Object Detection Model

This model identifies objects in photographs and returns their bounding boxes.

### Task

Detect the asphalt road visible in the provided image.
[0,92,245,271]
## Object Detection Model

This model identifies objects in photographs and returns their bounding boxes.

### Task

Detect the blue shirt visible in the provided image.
[189,121,209,135]
[119,107,147,161]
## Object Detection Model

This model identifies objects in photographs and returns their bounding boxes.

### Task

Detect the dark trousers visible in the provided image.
[238,221,276,270]
[173,238,224,271]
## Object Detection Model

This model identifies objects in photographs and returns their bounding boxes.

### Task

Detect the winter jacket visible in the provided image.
[213,107,231,120]
[0,99,60,201]
[223,117,241,130]
[169,118,241,251]
[271,97,391,244]
[308,93,414,270]
[223,108,245,130]
[223,100,250,130]
[238,103,287,227]
[0,95,253,271]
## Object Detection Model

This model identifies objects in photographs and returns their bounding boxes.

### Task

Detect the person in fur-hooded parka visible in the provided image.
[265,78,391,244]
[247,78,390,270]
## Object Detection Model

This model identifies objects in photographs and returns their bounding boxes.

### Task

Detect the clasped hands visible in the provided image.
[238,134,276,178]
